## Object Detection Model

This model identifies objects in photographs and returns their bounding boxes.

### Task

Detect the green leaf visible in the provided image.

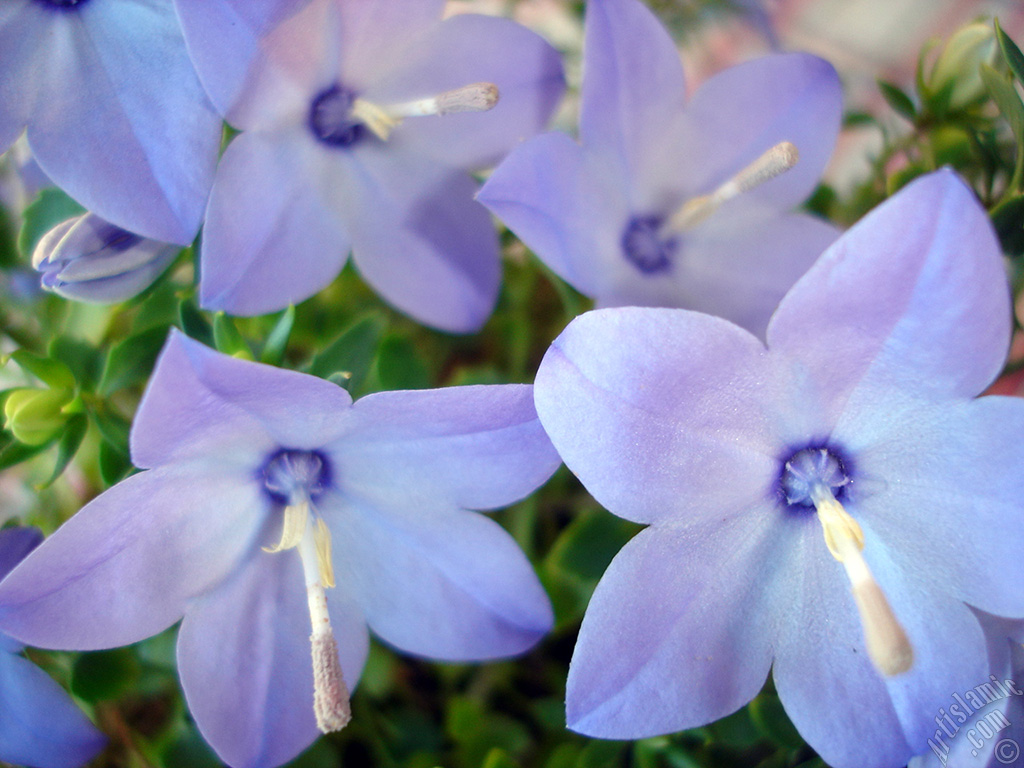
[17,188,85,258]
[260,306,296,364]
[996,18,1024,86]
[0,438,50,471]
[980,62,1024,191]
[7,349,76,390]
[308,311,387,392]
[373,335,431,391]
[98,437,132,485]
[877,80,917,121]
[749,692,805,750]
[213,312,252,358]
[38,412,88,489]
[547,508,640,582]
[177,299,214,347]
[71,648,140,703]
[98,326,168,396]
[481,748,519,768]
[48,337,103,392]
[92,410,131,452]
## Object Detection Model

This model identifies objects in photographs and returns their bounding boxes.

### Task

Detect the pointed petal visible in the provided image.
[836,395,1024,620]
[328,494,551,660]
[0,467,265,650]
[173,0,342,130]
[660,211,839,339]
[131,330,353,469]
[0,652,105,768]
[27,2,221,243]
[345,149,500,333]
[478,132,630,297]
[578,0,686,185]
[567,517,778,738]
[199,132,352,315]
[773,522,990,768]
[767,170,1011,420]
[334,384,560,511]
[0,2,45,153]
[177,546,367,768]
[672,53,841,211]
[534,308,780,525]
[374,13,565,170]
[0,527,42,583]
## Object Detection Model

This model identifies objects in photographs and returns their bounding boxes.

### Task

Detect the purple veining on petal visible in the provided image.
[308,84,368,149]
[620,215,676,275]
[261,449,332,505]
[777,443,854,510]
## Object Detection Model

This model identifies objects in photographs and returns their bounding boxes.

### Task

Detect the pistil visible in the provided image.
[809,484,914,677]
[351,82,500,141]
[667,141,799,231]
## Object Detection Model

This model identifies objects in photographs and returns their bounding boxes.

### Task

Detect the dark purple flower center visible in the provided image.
[99,226,142,253]
[309,85,366,149]
[262,449,332,505]
[778,444,852,510]
[34,0,90,9]
[621,216,676,275]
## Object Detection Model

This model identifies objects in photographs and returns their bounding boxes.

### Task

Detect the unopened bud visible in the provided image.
[927,22,998,111]
[33,213,179,304]
[3,388,73,446]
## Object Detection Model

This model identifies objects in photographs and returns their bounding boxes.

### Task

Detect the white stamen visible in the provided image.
[351,82,500,141]
[297,516,351,732]
[668,141,800,231]
[810,486,914,677]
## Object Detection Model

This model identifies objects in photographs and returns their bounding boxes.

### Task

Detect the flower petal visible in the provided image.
[767,170,1011,417]
[198,131,352,315]
[566,515,777,737]
[173,0,341,130]
[0,651,105,768]
[344,148,500,333]
[477,131,631,298]
[534,307,780,525]
[578,0,686,186]
[0,526,42,583]
[177,543,367,768]
[671,53,841,211]
[0,2,45,153]
[0,467,265,650]
[335,384,560,511]
[373,13,565,170]
[837,395,1024,620]
[26,1,221,243]
[773,521,990,768]
[131,330,354,469]
[327,493,551,660]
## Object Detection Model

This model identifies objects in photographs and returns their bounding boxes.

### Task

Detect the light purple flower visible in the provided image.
[33,213,179,304]
[0,329,560,768]
[0,0,222,245]
[0,527,105,768]
[175,0,565,332]
[477,0,842,339]
[532,170,1024,768]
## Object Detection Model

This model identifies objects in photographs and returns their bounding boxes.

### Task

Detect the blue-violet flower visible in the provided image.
[0,330,560,768]
[478,0,842,338]
[532,170,1024,768]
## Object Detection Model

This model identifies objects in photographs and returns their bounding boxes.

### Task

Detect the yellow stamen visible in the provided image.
[810,486,914,677]
[262,501,308,553]
[350,99,400,141]
[315,517,335,588]
[669,141,800,231]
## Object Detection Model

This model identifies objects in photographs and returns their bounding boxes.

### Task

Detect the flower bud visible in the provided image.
[3,388,74,446]
[32,213,179,304]
[926,22,998,112]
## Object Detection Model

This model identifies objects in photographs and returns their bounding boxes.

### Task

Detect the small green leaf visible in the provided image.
[996,18,1024,86]
[17,188,85,258]
[877,80,917,121]
[260,306,296,364]
[980,62,1024,191]
[92,410,131,452]
[48,337,103,391]
[98,326,168,396]
[213,312,252,358]
[38,412,88,489]
[749,693,805,749]
[373,335,431,391]
[98,437,132,485]
[547,508,640,582]
[71,648,140,703]
[7,350,76,390]
[177,300,214,346]
[481,748,519,768]
[0,438,50,471]
[308,311,387,392]
[991,195,1024,256]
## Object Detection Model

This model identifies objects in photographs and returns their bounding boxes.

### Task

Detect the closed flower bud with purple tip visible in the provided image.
[32,213,179,304]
